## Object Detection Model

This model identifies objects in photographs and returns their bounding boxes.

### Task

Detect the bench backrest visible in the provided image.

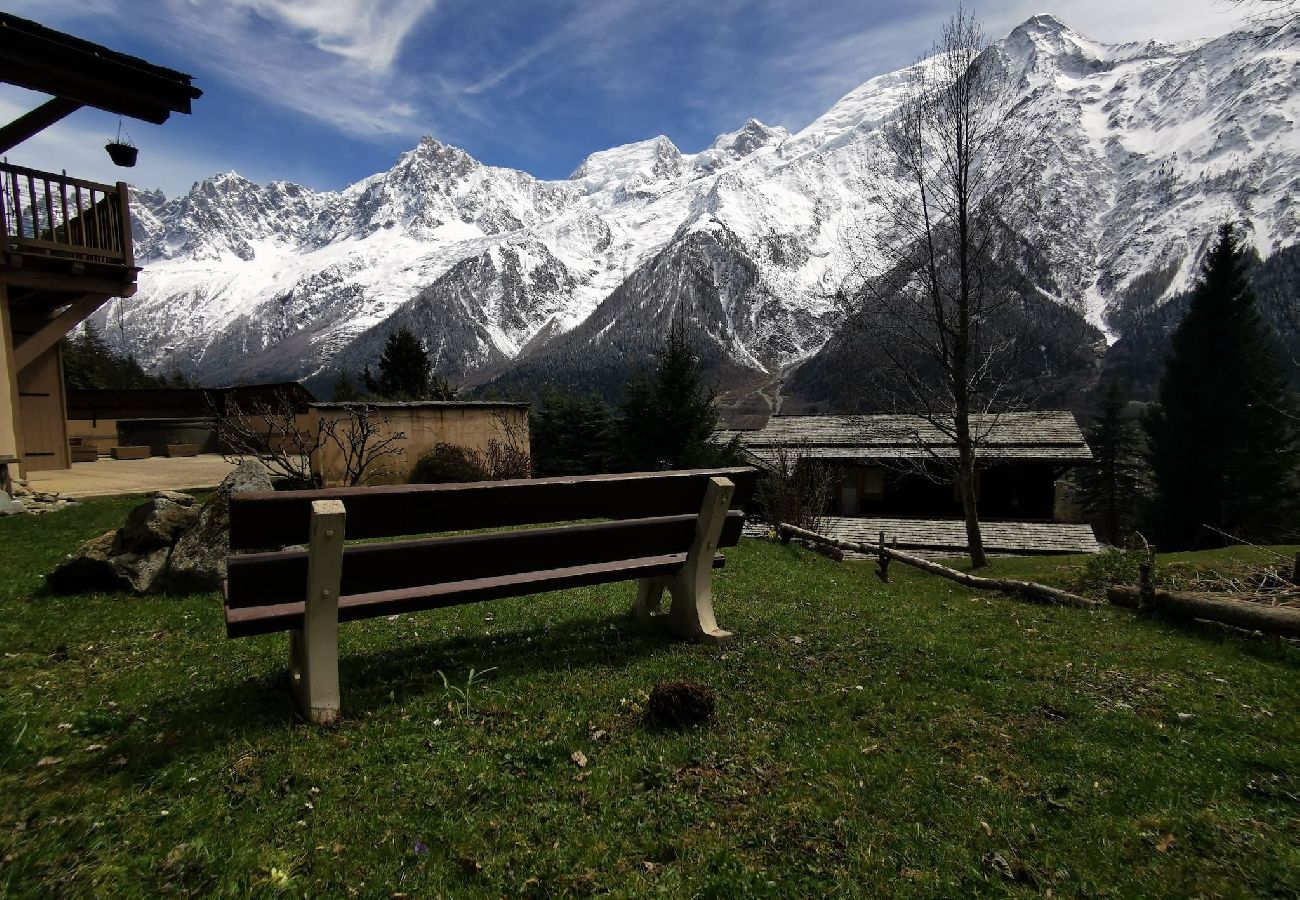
[229,467,757,550]
[225,467,757,618]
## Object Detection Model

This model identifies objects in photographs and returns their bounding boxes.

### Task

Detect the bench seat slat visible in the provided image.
[225,553,725,638]
[226,511,744,609]
[229,467,757,550]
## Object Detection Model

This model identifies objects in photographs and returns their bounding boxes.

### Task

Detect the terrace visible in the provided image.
[0,162,136,300]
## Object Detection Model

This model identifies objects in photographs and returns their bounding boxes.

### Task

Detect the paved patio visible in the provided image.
[25,454,239,499]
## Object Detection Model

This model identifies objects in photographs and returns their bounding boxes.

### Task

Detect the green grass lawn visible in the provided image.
[1,497,1297,897]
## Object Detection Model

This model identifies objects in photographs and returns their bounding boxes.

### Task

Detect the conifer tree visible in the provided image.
[620,318,730,470]
[331,371,364,401]
[362,327,455,400]
[62,322,184,389]
[530,390,623,476]
[1144,222,1300,547]
[1079,381,1148,546]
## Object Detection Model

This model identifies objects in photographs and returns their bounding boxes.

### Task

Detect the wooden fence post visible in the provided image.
[875,529,891,582]
[289,499,346,724]
[1139,545,1156,612]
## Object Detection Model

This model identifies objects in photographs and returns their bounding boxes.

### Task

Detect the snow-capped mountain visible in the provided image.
[99,15,1299,395]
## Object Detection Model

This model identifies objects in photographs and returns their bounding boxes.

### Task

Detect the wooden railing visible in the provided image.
[0,162,134,268]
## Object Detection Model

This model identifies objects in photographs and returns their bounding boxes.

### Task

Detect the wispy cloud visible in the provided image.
[231,0,439,71]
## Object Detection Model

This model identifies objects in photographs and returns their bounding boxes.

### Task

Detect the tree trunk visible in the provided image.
[1107,585,1300,637]
[954,416,987,568]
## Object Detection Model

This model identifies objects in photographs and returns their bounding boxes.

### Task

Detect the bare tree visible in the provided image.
[755,442,840,540]
[212,390,405,488]
[482,408,532,479]
[853,9,1048,569]
[1221,0,1298,23]
[317,405,408,486]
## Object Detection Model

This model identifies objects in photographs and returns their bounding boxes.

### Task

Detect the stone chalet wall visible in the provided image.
[305,403,530,487]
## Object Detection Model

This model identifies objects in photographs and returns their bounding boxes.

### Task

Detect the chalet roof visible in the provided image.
[818,516,1101,556]
[729,411,1092,465]
[0,13,202,125]
[310,401,531,410]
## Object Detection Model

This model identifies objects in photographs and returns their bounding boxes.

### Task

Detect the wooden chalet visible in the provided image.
[0,13,201,479]
[729,411,1101,554]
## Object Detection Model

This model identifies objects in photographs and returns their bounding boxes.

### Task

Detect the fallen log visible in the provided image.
[778,523,1098,609]
[1107,585,1300,638]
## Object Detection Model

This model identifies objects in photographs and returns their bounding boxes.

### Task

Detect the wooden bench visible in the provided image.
[224,467,757,723]
[110,446,150,460]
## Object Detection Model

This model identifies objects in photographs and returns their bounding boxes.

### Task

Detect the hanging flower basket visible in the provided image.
[105,141,138,167]
[105,119,138,167]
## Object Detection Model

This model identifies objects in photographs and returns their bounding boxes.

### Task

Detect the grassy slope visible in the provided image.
[1,498,1297,897]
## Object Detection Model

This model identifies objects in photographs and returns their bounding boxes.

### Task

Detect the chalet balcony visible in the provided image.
[0,161,138,301]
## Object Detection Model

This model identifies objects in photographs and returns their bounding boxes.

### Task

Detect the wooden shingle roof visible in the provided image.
[819,516,1102,556]
[734,411,1092,465]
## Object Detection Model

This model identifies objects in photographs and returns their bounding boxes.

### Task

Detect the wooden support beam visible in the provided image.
[0,97,82,153]
[290,499,346,724]
[12,293,108,373]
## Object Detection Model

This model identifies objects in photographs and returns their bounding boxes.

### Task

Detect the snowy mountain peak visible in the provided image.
[709,118,789,158]
[108,17,1298,396]
[569,134,684,193]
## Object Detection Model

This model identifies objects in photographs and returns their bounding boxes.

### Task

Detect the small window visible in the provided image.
[861,466,884,499]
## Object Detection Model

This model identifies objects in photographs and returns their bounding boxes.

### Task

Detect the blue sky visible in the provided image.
[0,0,1252,197]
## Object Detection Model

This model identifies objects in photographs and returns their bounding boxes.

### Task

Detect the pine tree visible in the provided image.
[331,371,364,402]
[62,322,180,389]
[1079,381,1148,546]
[530,390,624,476]
[1144,222,1300,547]
[619,318,730,470]
[362,328,454,400]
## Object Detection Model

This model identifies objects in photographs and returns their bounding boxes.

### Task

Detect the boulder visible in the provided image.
[167,460,273,592]
[0,492,25,517]
[46,531,122,593]
[47,531,173,595]
[151,490,196,507]
[111,548,173,594]
[112,497,199,555]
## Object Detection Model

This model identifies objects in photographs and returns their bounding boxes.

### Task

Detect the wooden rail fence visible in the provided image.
[0,162,133,266]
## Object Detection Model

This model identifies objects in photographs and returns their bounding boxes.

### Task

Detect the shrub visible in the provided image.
[1070,548,1165,597]
[409,443,488,484]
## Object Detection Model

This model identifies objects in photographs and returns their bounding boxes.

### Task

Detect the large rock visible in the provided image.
[111,548,173,594]
[47,531,174,595]
[112,497,199,555]
[167,460,273,592]
[46,531,119,593]
[0,493,24,517]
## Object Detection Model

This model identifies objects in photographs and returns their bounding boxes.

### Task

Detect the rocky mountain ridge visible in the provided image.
[96,15,1300,399]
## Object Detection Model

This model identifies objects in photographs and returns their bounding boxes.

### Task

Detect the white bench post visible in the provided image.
[289,499,346,724]
[636,476,735,646]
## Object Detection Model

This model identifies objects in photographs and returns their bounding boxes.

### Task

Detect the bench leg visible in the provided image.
[633,576,668,626]
[665,476,735,646]
[291,499,346,724]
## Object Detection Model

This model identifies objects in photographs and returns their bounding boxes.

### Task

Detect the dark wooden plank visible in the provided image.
[227,512,744,608]
[225,553,725,637]
[229,467,757,549]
